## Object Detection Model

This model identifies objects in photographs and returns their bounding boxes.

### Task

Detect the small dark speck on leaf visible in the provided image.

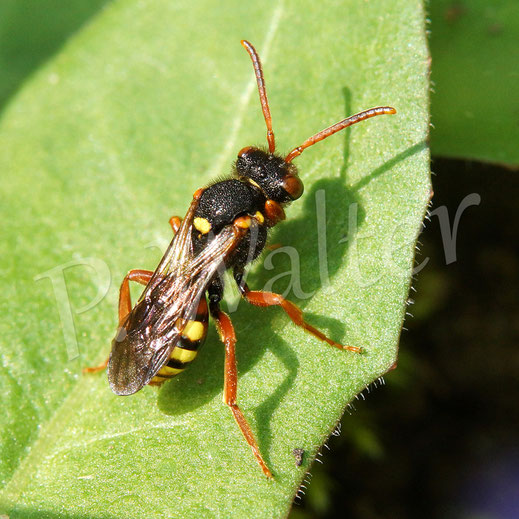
[293,448,304,466]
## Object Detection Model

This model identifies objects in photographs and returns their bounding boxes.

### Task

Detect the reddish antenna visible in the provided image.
[285,106,397,163]
[241,40,276,153]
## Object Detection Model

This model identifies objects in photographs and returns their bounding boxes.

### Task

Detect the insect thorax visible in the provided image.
[192,179,268,269]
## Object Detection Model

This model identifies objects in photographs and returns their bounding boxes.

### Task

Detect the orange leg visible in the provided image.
[117,269,154,324]
[83,356,109,374]
[169,216,182,234]
[235,274,362,354]
[83,269,153,374]
[212,305,273,478]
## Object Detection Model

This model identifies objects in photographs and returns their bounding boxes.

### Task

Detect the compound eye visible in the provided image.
[238,146,256,158]
[282,174,304,200]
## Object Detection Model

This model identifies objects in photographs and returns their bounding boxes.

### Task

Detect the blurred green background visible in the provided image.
[0,0,517,518]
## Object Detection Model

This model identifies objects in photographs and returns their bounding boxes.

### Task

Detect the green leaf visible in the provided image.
[0,0,111,111]
[0,0,430,517]
[429,0,519,165]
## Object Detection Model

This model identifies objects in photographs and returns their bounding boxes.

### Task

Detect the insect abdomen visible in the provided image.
[151,297,209,385]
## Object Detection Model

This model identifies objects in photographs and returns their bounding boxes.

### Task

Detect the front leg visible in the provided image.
[234,268,362,354]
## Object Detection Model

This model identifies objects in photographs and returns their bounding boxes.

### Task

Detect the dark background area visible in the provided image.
[292,159,519,519]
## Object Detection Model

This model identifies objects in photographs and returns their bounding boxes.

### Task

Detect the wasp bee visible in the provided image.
[87,40,395,478]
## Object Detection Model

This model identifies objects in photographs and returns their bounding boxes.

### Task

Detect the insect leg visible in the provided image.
[83,358,109,373]
[169,216,182,234]
[84,269,153,374]
[209,293,273,478]
[234,269,362,354]
[117,269,153,324]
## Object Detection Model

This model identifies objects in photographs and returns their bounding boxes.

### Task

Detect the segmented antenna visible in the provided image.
[285,106,396,163]
[241,40,276,153]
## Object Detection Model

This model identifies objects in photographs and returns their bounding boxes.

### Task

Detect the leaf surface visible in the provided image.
[0,0,430,517]
[0,0,111,110]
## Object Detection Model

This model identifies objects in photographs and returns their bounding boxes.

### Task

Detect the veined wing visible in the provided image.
[108,221,245,395]
[142,190,201,301]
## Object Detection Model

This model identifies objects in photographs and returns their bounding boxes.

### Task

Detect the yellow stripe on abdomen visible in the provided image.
[150,297,209,386]
[170,347,198,364]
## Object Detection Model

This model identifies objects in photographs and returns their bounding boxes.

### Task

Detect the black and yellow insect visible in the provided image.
[87,40,395,478]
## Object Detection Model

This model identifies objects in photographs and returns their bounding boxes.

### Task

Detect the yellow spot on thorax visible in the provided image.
[194,217,212,234]
[254,211,265,224]
[235,216,251,229]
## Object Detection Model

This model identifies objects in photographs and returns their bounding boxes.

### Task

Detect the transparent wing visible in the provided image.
[108,203,244,395]
[142,224,242,384]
